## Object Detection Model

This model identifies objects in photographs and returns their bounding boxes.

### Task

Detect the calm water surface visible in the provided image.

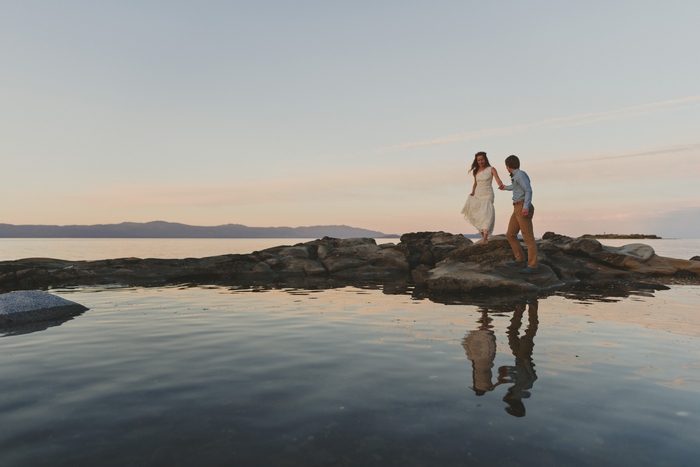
[1,284,699,466]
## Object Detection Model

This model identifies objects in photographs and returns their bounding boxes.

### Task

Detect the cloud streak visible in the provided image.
[380,95,700,152]
[561,143,700,163]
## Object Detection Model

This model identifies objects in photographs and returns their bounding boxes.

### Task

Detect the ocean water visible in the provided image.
[1,238,699,465]
[1,283,699,466]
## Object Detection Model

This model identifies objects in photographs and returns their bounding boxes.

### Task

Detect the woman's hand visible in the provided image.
[470,192,475,196]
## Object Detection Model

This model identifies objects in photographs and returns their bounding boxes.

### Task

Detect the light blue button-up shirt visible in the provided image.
[505,169,533,210]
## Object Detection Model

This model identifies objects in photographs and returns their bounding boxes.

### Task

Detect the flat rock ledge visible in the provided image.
[420,231,700,294]
[0,232,698,296]
[0,290,88,327]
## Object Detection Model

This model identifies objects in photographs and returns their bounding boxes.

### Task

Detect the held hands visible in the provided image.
[498,184,505,190]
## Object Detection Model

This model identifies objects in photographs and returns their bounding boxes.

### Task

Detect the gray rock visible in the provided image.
[471,234,508,245]
[566,238,603,254]
[427,262,564,293]
[0,232,697,295]
[604,243,655,262]
[277,246,311,259]
[321,253,371,273]
[411,264,431,286]
[301,260,327,276]
[0,290,88,326]
[397,231,473,268]
[251,262,273,273]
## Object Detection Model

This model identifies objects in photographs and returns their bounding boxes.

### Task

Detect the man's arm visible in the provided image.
[515,171,533,210]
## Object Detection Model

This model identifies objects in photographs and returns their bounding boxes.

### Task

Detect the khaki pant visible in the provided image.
[506,202,538,268]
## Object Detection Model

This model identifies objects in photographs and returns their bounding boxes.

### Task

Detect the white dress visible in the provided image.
[461,168,495,235]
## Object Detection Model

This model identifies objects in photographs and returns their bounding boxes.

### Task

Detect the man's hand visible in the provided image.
[521,208,529,218]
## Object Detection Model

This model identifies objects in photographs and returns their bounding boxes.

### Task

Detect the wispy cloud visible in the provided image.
[380,95,700,152]
[562,143,700,163]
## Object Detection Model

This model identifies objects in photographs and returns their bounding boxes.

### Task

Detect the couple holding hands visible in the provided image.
[461,152,538,274]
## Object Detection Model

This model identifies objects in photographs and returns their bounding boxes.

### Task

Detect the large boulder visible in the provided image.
[253,237,410,278]
[426,262,564,293]
[315,239,409,277]
[396,231,473,268]
[0,290,88,326]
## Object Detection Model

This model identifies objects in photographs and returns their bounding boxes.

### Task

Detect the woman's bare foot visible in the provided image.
[481,232,488,245]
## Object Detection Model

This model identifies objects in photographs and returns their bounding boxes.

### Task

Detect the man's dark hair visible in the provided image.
[505,155,520,169]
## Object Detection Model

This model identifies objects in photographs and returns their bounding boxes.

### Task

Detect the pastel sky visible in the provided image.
[1,1,699,237]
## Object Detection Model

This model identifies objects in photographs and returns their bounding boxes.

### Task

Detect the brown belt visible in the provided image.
[513,200,524,206]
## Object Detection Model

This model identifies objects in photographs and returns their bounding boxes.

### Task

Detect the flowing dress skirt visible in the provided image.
[461,170,495,235]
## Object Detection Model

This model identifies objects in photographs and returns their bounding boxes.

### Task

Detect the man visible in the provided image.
[500,155,538,273]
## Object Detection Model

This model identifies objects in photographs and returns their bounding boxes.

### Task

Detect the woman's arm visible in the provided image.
[470,175,477,196]
[491,167,505,190]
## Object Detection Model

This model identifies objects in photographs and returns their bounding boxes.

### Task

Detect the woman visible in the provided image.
[461,151,505,245]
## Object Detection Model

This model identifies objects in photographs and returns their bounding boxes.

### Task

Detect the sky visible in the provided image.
[1,1,699,238]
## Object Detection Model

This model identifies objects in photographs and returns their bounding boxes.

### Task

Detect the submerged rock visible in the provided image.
[0,290,88,326]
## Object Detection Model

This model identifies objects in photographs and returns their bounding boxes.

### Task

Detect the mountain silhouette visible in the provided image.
[0,221,395,239]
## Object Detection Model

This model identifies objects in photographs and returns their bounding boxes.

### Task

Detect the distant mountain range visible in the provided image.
[0,221,395,239]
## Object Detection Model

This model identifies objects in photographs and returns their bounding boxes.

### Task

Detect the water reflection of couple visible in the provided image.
[463,301,539,417]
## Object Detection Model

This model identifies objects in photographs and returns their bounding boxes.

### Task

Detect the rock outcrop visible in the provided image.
[0,232,697,295]
[0,290,88,328]
[424,231,700,293]
[0,236,412,292]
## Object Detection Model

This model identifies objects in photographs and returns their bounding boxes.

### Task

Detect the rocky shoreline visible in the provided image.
[1,232,698,297]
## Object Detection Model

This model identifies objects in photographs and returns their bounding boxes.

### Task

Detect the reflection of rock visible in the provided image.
[0,317,81,337]
[0,231,698,296]
[0,290,88,329]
